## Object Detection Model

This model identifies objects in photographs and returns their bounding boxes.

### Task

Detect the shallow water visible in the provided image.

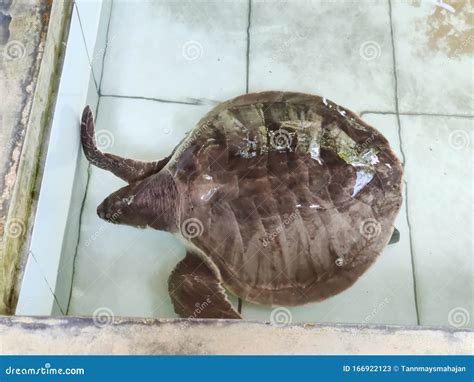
[65,0,473,328]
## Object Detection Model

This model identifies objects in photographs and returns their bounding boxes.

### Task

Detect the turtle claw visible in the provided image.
[388,227,400,245]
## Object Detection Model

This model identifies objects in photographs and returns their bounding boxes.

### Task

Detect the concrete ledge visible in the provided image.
[0,0,73,314]
[0,316,472,355]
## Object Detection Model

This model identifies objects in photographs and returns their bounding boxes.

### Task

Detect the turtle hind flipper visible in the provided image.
[168,252,241,319]
[81,106,169,183]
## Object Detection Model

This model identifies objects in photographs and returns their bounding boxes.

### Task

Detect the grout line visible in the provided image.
[66,163,92,315]
[74,2,99,92]
[239,0,253,315]
[389,0,420,326]
[402,179,419,321]
[360,110,474,119]
[29,251,65,315]
[245,0,252,93]
[98,96,474,120]
[66,95,103,315]
[66,0,108,313]
[99,0,114,94]
[101,93,220,106]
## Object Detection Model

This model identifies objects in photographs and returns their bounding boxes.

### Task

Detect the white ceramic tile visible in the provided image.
[100,0,248,101]
[392,1,473,114]
[16,9,99,315]
[68,96,225,318]
[401,115,473,328]
[241,114,417,325]
[93,0,113,87]
[249,0,395,113]
[75,0,102,58]
[15,254,56,316]
[76,0,113,87]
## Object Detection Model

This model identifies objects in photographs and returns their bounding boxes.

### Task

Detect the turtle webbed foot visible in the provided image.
[168,251,241,320]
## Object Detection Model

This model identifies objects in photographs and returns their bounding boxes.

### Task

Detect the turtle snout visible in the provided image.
[97,197,123,223]
[97,203,109,220]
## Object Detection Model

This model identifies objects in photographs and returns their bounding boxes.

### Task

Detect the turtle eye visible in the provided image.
[123,195,135,206]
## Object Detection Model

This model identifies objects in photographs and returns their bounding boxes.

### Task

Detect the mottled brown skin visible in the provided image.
[81,91,403,319]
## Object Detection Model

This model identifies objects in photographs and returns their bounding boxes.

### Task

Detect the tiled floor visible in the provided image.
[69,0,473,328]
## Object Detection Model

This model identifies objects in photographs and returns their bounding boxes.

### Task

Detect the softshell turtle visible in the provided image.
[81,91,403,319]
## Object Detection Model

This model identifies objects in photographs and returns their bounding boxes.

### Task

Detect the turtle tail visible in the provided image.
[81,105,170,184]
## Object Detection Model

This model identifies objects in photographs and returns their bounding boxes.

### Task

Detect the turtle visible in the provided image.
[81,91,403,319]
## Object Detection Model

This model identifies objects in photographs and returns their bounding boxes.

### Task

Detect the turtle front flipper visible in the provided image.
[168,252,241,319]
[81,106,169,183]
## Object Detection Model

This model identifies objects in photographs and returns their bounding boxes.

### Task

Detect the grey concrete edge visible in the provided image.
[0,0,74,314]
[0,316,472,355]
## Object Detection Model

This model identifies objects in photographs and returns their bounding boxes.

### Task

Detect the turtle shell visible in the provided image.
[166,91,403,306]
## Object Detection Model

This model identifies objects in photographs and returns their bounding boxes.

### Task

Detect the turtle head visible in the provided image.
[97,171,179,232]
